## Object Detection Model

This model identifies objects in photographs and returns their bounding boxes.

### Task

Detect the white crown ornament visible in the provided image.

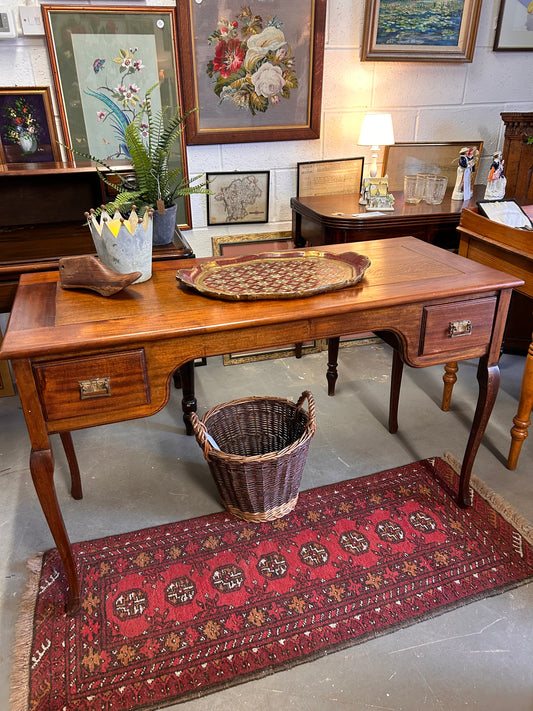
[85,206,154,283]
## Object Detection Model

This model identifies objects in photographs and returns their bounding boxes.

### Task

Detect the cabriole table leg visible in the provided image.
[30,448,80,614]
[458,358,501,508]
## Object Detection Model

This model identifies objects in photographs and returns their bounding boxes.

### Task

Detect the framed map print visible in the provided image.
[207,171,270,225]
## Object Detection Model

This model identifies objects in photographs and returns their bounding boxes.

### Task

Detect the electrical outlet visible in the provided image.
[19,6,45,36]
[0,6,17,38]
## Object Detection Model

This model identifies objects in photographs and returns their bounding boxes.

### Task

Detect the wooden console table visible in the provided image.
[291,188,484,251]
[0,237,522,613]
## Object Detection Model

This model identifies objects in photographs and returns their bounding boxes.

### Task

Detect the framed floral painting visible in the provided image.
[361,0,483,62]
[175,0,327,144]
[0,87,60,166]
[42,6,193,228]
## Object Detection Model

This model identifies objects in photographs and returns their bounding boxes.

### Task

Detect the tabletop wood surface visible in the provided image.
[1,237,522,361]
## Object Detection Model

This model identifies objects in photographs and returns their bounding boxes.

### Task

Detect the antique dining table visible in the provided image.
[0,237,523,613]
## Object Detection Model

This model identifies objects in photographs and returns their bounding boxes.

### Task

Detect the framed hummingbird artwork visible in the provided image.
[42,6,192,227]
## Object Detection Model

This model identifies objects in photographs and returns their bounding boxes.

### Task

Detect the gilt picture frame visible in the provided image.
[206,171,270,225]
[42,5,193,228]
[494,0,533,51]
[297,157,365,197]
[0,87,60,166]
[383,141,484,191]
[361,0,483,62]
[175,0,327,144]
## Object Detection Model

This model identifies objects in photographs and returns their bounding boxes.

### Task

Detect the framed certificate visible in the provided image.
[297,157,365,197]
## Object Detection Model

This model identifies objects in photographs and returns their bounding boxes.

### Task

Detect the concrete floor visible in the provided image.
[1,342,532,710]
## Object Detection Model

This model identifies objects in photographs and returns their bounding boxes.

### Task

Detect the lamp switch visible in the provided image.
[19,6,45,36]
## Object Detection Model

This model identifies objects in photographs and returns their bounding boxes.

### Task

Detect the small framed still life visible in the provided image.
[0,87,60,166]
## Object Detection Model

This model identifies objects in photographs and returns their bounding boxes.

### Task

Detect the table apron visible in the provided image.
[24,296,502,433]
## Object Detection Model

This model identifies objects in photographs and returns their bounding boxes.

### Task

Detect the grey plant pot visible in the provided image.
[152,204,177,246]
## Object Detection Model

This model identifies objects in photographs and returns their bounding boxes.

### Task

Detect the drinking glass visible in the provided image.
[426,176,448,204]
[403,175,421,204]
[416,173,437,202]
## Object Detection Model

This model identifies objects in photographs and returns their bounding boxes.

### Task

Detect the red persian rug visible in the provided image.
[11,457,533,711]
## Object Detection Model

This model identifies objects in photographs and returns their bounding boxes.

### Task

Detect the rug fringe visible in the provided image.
[10,554,44,711]
[443,452,533,547]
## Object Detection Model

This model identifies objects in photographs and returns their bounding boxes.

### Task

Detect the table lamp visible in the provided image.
[358,113,395,178]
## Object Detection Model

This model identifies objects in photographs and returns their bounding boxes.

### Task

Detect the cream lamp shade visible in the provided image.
[358,113,395,178]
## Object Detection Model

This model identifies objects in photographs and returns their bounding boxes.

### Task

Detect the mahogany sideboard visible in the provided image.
[0,237,522,612]
[291,187,485,252]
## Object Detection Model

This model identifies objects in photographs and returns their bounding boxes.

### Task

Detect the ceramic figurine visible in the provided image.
[484,151,507,201]
[451,147,478,202]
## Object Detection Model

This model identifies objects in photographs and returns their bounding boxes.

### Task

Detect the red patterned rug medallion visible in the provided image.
[11,457,533,711]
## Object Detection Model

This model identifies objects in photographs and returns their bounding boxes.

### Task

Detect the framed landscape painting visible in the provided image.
[175,0,327,144]
[0,87,60,166]
[361,0,483,62]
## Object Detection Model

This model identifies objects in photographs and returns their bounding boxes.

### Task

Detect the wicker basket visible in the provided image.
[190,391,316,522]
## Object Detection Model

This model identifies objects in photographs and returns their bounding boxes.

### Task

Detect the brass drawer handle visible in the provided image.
[448,320,472,337]
[79,377,111,399]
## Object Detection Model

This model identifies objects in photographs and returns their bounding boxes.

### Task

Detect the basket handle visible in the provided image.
[295,390,316,436]
[189,411,214,460]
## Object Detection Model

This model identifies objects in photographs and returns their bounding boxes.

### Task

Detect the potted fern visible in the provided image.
[66,85,209,245]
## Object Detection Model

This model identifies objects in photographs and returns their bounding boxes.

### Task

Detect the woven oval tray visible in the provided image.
[176,249,371,301]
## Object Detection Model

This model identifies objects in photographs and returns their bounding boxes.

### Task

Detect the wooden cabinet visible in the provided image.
[0,161,193,312]
[458,206,533,354]
[501,112,533,203]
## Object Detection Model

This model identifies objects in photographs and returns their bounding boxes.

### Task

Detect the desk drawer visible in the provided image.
[420,298,497,356]
[33,349,150,421]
